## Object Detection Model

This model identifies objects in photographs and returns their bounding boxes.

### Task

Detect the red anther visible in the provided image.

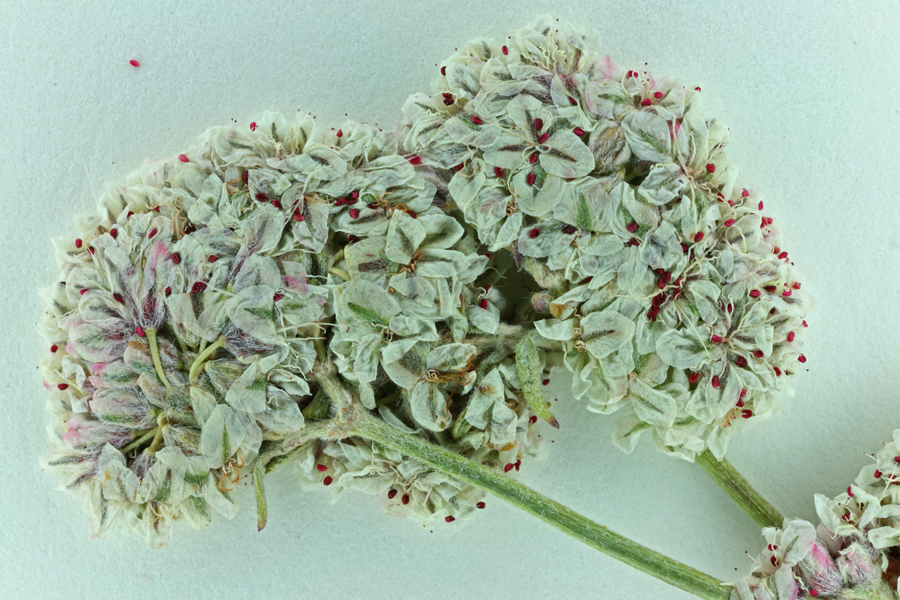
[171,252,181,264]
[847,486,854,497]
[663,271,671,284]
[734,356,747,368]
[526,172,536,185]
[75,238,83,248]
[191,281,207,294]
[274,293,284,302]
[476,502,486,509]
[242,171,249,183]
[406,210,417,219]
[791,282,801,290]
[710,335,724,344]
[471,116,483,125]
[727,304,734,314]
[408,156,422,165]
[694,232,704,242]
[723,219,735,227]
[809,590,819,597]
[178,154,189,163]
[110,228,118,239]
[184,223,196,234]
[316,464,327,472]
[208,255,218,263]
[802,320,808,327]
[894,457,900,464]
[129,59,140,67]
[529,152,538,164]
[79,289,88,296]
[88,246,95,255]
[741,410,752,419]
[529,415,538,425]
[770,556,778,567]
[653,91,663,99]
[534,118,543,131]
[164,287,171,297]
[783,331,795,343]
[443,97,454,106]
[367,203,379,210]
[255,193,268,202]
[640,98,651,106]
[740,389,748,398]
[705,163,715,173]
[626,222,638,233]
[727,200,734,207]
[483,285,491,292]
[501,45,508,55]
[349,209,360,219]
[628,237,640,247]
[445,516,455,523]
[764,285,777,293]
[680,242,688,253]
[767,544,773,551]
[402,494,410,505]
[741,189,749,198]
[542,379,549,386]
[694,86,701,91]
[689,372,700,383]
[504,463,514,473]
[626,70,633,77]
[528,228,540,239]
[292,212,305,222]
[749,289,760,298]
[774,366,782,376]
[57,383,69,390]
[249,122,257,131]
[736,398,744,408]
[798,354,806,363]
[347,235,360,243]
[323,476,333,486]
[336,129,343,138]
[441,66,446,76]
[478,299,488,309]
[515,459,521,471]
[646,311,658,322]
[147,228,158,239]
[350,191,359,199]
[111,293,123,303]
[711,376,720,388]
[568,96,577,106]
[387,489,397,499]
[494,167,505,178]
[538,133,549,144]
[875,470,883,478]
[135,326,146,337]
[573,127,585,136]
[50,345,58,353]
[778,251,788,260]
[271,199,282,210]
[782,289,792,297]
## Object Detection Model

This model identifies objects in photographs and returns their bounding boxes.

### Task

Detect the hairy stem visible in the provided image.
[350,411,731,600]
[696,450,783,529]
[145,328,172,390]
[120,428,158,454]
[188,336,225,382]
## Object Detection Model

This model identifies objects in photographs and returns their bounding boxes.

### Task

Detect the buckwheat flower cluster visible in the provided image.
[40,112,551,544]
[733,431,900,599]
[397,16,809,461]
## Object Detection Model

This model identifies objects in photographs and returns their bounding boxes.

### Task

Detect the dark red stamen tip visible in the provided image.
[529,152,538,164]
[387,489,398,499]
[249,122,257,131]
[316,464,327,472]
[526,172,536,185]
[741,410,752,419]
[626,222,638,233]
[129,59,140,67]
[529,415,537,425]
[689,372,700,383]
[711,376,720,388]
[573,127,585,136]
[191,281,207,294]
[749,289,760,298]
[774,366,782,376]
[501,45,508,55]
[504,463,514,473]
[710,335,723,344]
[653,91,663,99]
[349,209,360,219]
[493,166,505,179]
[478,299,488,309]
[164,287,171,296]
[753,350,764,358]
[476,501,486,509]
[402,494,410,505]
[336,129,343,138]
[171,252,181,264]
[408,156,421,165]
[723,219,735,227]
[274,293,284,302]
[798,354,807,363]
[694,232,704,242]
[208,255,218,263]
[471,115,483,125]
[292,212,305,222]
[640,98,651,106]
[110,228,118,239]
[57,383,68,390]
[440,66,446,76]
[323,476,333,486]
[50,345,58,353]
[135,326,145,337]
[445,516,455,523]
[562,224,576,234]
[538,133,549,144]
[528,228,540,239]
[74,238,83,248]
[178,154,189,163]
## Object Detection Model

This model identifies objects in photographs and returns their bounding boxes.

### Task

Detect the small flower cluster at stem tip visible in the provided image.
[734,429,900,599]
[39,15,807,547]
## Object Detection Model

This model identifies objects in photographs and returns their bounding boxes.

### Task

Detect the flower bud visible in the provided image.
[835,542,877,587]
[531,292,552,313]
[797,539,843,596]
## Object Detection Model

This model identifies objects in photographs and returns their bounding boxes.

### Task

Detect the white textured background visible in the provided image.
[2,1,899,599]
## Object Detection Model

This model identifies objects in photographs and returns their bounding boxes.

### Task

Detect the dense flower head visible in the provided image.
[40,113,550,545]
[734,430,900,599]
[397,16,810,461]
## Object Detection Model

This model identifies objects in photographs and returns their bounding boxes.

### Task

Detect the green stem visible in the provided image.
[189,337,225,382]
[695,450,783,529]
[311,362,352,410]
[120,427,158,454]
[329,267,350,282]
[350,412,732,600]
[146,328,172,390]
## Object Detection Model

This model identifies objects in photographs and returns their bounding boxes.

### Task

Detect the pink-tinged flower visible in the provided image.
[61,414,131,450]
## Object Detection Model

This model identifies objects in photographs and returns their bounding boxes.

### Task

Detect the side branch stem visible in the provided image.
[695,450,783,529]
[350,412,731,600]
[146,328,172,390]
